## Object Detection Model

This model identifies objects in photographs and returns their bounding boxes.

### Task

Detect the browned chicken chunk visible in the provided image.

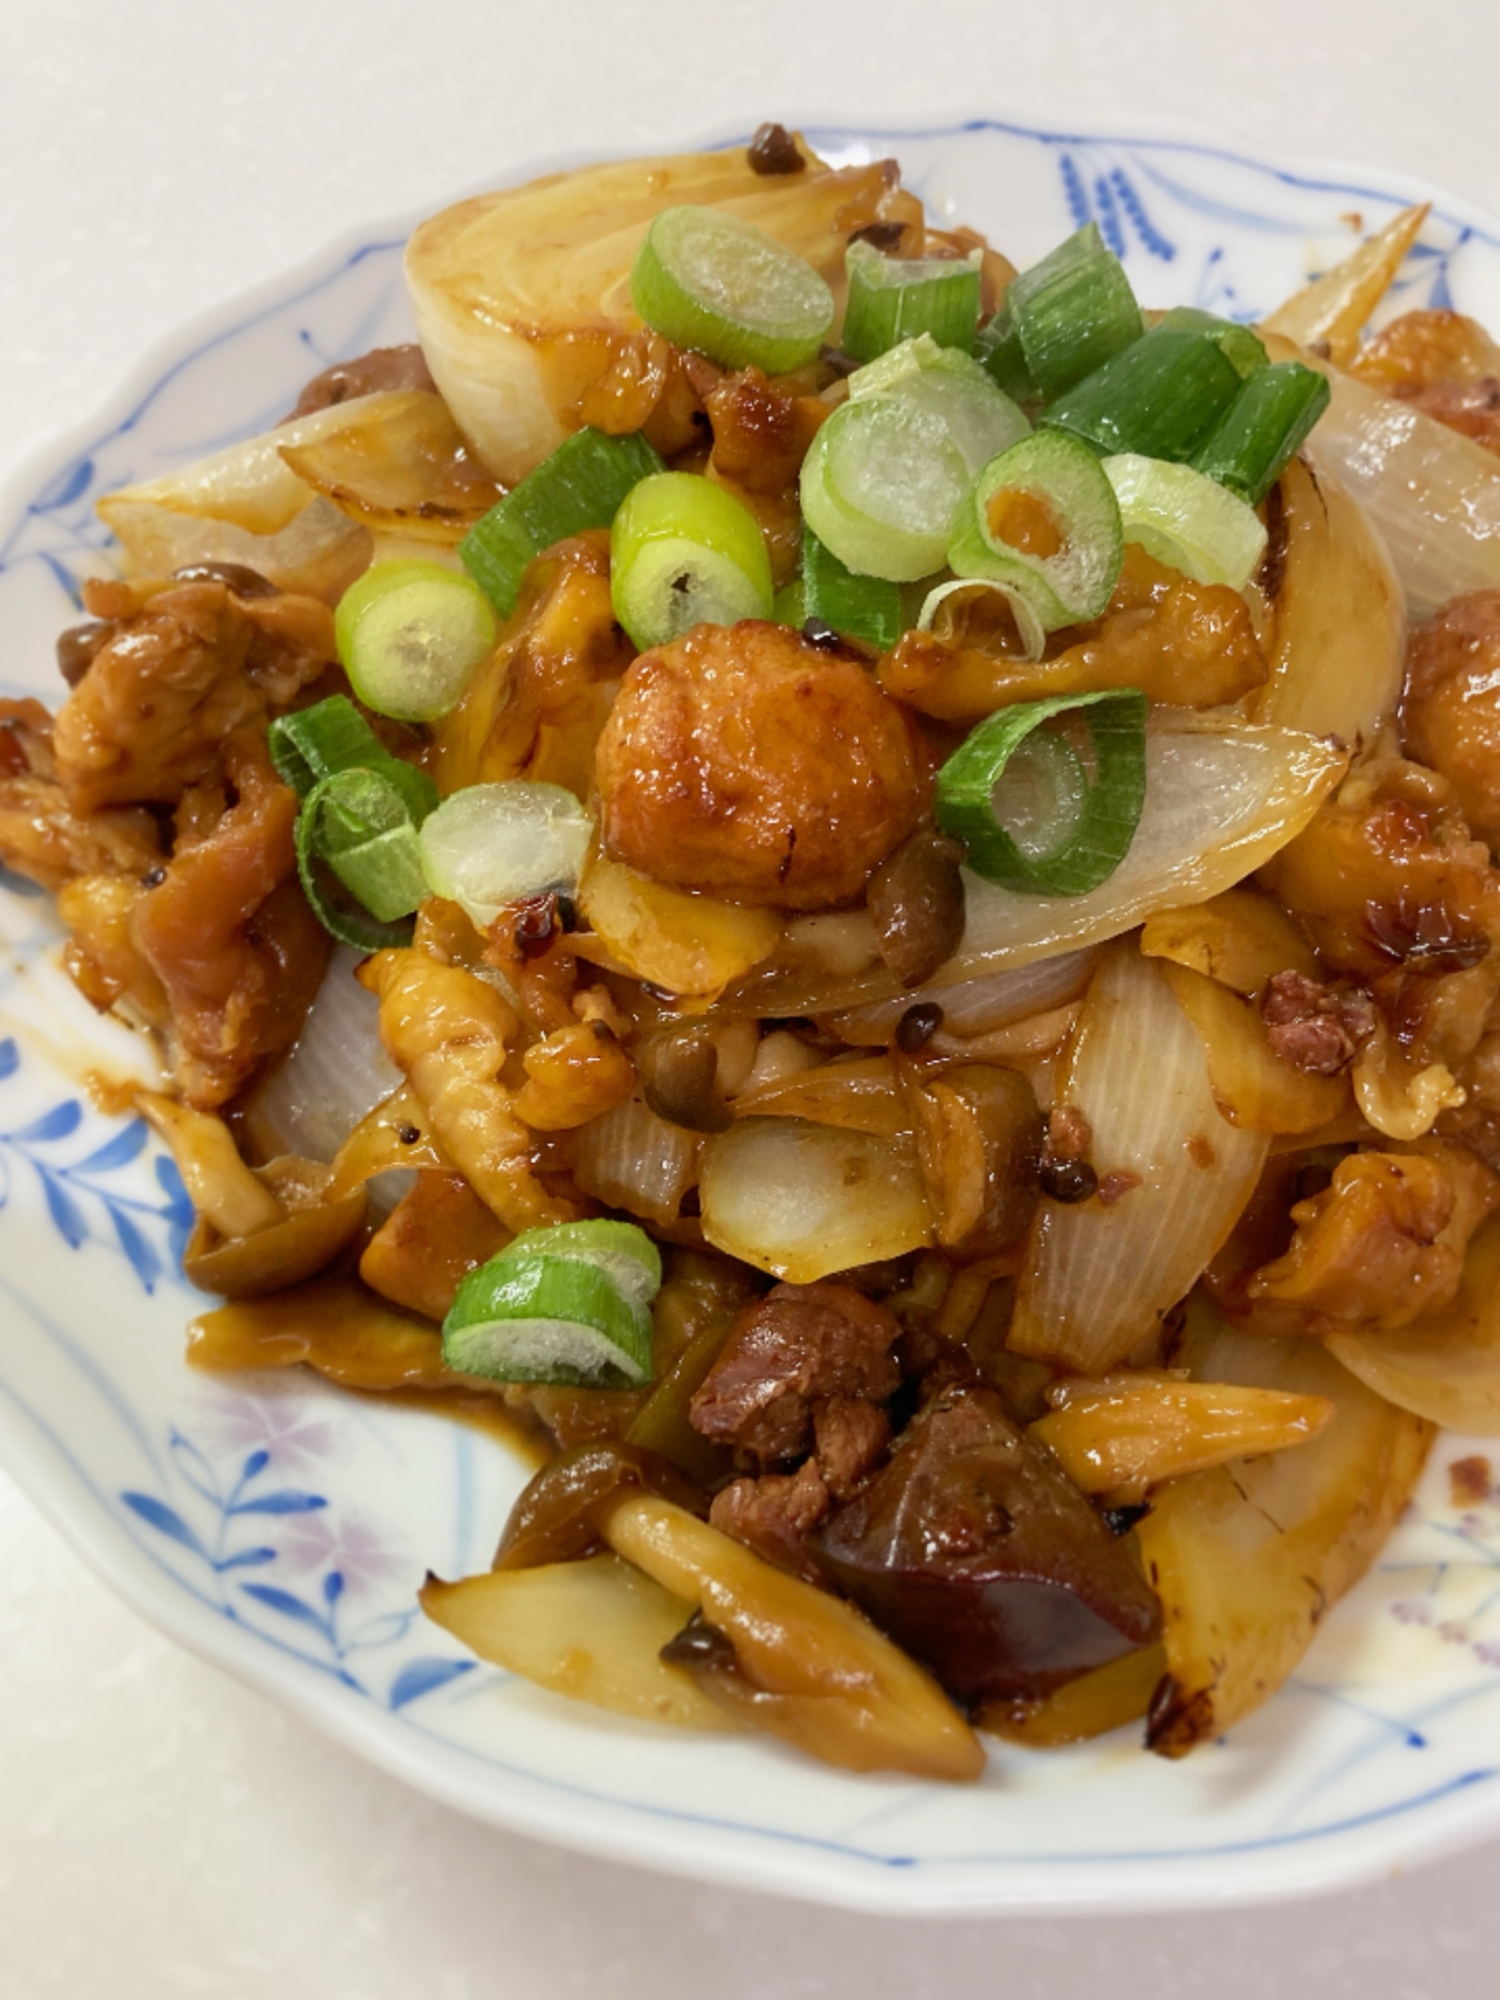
[595,620,927,908]
[1403,592,1500,846]
[52,578,336,812]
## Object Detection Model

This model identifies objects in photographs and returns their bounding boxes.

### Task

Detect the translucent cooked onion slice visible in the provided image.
[1010,944,1268,1376]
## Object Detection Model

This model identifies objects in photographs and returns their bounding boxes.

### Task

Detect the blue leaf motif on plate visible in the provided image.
[230,1489,328,1516]
[32,456,95,512]
[217,1546,277,1571]
[0,1039,18,1082]
[389,1658,475,1709]
[10,1101,83,1144]
[122,1491,211,1562]
[38,1167,88,1248]
[73,1121,149,1175]
[239,1583,336,1641]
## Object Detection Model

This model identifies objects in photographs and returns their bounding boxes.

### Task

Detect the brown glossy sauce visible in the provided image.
[188,1276,546,1464]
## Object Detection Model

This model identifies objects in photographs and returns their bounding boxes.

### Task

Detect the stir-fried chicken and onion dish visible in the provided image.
[12,127,1500,1777]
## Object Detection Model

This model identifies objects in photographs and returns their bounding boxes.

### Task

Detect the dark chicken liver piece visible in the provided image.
[812,1383,1161,1706]
[688,1282,901,1463]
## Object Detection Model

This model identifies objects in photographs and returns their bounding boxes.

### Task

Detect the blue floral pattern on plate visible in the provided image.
[6,115,1500,1914]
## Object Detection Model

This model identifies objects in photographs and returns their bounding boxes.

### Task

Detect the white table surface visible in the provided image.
[5,2,1500,1991]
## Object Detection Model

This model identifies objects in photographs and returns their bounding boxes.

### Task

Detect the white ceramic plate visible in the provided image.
[6,115,1500,1918]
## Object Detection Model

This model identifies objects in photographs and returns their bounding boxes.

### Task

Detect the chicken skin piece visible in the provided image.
[594,620,927,909]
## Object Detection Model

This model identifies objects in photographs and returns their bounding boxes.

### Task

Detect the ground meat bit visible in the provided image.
[813,1395,891,1500]
[1350,310,1500,456]
[51,581,336,813]
[1261,969,1376,1075]
[594,621,928,909]
[1403,592,1500,845]
[688,1280,901,1462]
[1047,1104,1093,1159]
[1450,1454,1493,1506]
[1096,1169,1142,1206]
[287,343,436,419]
[709,1460,830,1582]
[704,368,825,496]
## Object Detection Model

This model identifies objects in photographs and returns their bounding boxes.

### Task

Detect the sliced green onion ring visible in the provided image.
[609,471,773,650]
[934,689,1148,896]
[801,525,905,649]
[847,335,1031,474]
[1190,361,1332,508]
[631,206,834,374]
[418,780,594,929]
[947,430,1124,633]
[295,766,432,950]
[443,1239,658,1387]
[841,241,983,362]
[800,394,972,582]
[461,428,663,620]
[334,560,497,722]
[267,695,439,824]
[1103,453,1268,592]
[916,577,1047,663]
[499,1219,663,1313]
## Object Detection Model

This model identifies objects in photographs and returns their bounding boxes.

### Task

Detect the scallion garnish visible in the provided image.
[946,430,1124,637]
[334,559,497,722]
[934,689,1148,896]
[609,471,773,650]
[800,525,905,650]
[460,428,663,620]
[442,1220,663,1386]
[630,205,834,374]
[295,766,433,951]
[1103,453,1268,592]
[418,780,594,930]
[1156,307,1268,381]
[977,223,1143,404]
[800,339,1030,582]
[1189,361,1332,507]
[840,241,983,362]
[848,335,1030,473]
[268,695,438,824]
[1041,325,1242,462]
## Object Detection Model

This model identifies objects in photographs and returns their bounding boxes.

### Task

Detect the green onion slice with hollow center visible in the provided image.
[934,688,1148,896]
[418,780,594,930]
[1103,453,1268,593]
[800,394,972,582]
[916,577,1047,663]
[461,428,663,621]
[947,429,1124,634]
[334,559,497,723]
[848,335,1031,474]
[631,206,834,374]
[840,241,983,363]
[295,765,433,950]
[609,470,773,650]
[443,1221,662,1386]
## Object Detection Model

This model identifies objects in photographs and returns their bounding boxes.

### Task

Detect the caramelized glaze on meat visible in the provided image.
[52,580,336,812]
[1403,592,1500,845]
[595,620,927,908]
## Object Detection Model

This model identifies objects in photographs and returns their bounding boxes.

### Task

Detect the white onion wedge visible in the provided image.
[1327,1214,1500,1435]
[1010,944,1268,1375]
[822,949,1098,1047]
[244,947,403,1163]
[406,149,912,483]
[96,394,421,597]
[699,1117,932,1282]
[1306,369,1500,617]
[732,717,1346,1018]
[574,1093,701,1228]
[1251,455,1404,747]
